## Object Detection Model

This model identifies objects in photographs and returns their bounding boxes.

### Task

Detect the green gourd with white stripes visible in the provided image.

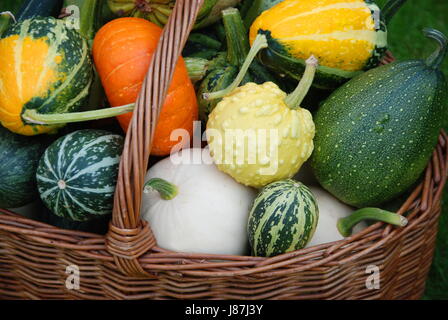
[36,129,124,222]
[247,179,319,257]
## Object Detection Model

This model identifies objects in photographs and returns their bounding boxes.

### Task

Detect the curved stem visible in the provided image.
[203,33,268,101]
[22,104,135,125]
[337,208,408,237]
[184,57,209,82]
[0,12,15,36]
[382,0,408,25]
[0,11,16,23]
[284,55,318,110]
[144,178,178,200]
[424,28,448,69]
[222,7,249,66]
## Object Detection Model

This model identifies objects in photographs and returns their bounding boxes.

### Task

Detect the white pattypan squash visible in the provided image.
[306,186,408,247]
[306,187,365,247]
[141,148,257,255]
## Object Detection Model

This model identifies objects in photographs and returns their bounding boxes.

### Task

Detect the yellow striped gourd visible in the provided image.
[0,17,92,136]
[249,0,407,89]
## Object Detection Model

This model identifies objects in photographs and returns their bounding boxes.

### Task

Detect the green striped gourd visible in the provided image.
[36,129,124,222]
[0,17,92,136]
[311,28,448,208]
[248,179,319,257]
[0,125,50,208]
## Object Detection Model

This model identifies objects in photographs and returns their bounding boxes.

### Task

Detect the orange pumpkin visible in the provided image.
[92,17,198,156]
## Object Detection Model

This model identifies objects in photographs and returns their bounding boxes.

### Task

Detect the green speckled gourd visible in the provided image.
[248,179,319,257]
[0,17,93,136]
[36,129,124,222]
[311,28,448,208]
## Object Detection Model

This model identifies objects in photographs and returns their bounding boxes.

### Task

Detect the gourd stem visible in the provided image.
[0,11,16,36]
[222,8,250,66]
[337,208,408,237]
[22,104,135,125]
[204,33,268,101]
[424,28,448,69]
[62,0,100,42]
[21,57,208,125]
[184,57,209,82]
[285,56,319,109]
[382,0,408,25]
[144,178,178,200]
[0,11,16,23]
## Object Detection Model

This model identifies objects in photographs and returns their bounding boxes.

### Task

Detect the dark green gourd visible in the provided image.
[16,0,62,21]
[311,28,448,208]
[0,126,51,208]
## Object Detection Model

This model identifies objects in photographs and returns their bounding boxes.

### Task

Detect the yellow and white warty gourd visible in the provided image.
[141,148,257,256]
[205,34,316,188]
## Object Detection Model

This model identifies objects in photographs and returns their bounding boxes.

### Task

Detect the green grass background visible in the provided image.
[375,0,448,299]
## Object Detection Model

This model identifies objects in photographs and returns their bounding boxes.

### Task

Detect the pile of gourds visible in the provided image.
[0,0,446,258]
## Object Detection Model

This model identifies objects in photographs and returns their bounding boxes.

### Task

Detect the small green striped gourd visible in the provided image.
[248,179,319,257]
[0,17,92,136]
[36,130,124,222]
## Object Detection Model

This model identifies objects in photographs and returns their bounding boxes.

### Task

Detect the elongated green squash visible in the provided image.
[0,17,93,136]
[248,179,319,257]
[311,28,448,208]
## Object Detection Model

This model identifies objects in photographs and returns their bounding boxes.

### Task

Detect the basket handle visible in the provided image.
[106,0,204,277]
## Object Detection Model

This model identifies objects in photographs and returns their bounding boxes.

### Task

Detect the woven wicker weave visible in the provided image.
[0,0,447,300]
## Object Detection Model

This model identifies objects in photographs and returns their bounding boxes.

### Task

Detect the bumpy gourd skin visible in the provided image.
[207,82,315,188]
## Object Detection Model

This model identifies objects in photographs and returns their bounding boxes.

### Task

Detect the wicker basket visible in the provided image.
[0,0,447,300]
